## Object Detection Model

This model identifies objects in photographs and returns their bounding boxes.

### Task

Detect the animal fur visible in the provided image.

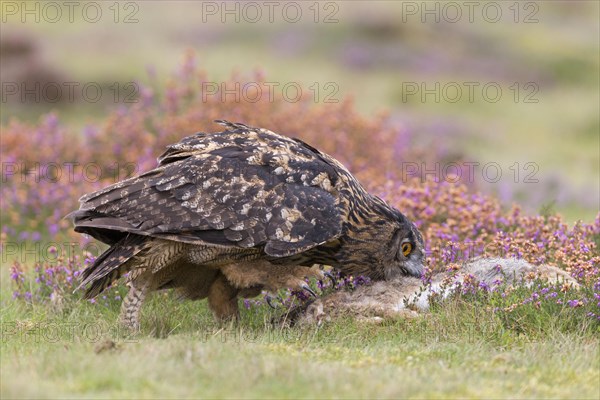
[286,258,579,326]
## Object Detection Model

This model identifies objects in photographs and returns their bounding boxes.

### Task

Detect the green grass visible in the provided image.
[2,267,599,399]
[2,3,599,396]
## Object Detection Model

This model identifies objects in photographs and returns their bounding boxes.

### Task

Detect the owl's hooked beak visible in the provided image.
[404,255,424,278]
[385,252,424,280]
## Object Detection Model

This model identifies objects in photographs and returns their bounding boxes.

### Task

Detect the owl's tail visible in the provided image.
[77,234,146,299]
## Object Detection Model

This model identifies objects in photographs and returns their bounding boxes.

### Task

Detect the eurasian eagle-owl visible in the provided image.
[69,120,424,329]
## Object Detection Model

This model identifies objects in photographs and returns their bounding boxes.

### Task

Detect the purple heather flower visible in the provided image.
[292,290,311,302]
[355,276,371,286]
[567,299,583,308]
[48,224,59,237]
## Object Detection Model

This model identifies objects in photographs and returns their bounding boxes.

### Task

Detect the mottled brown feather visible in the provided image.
[69,120,425,329]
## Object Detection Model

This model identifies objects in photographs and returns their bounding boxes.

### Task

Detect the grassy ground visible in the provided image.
[2,267,599,399]
[1,3,599,398]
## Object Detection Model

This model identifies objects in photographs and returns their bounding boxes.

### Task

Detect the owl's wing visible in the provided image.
[68,126,346,258]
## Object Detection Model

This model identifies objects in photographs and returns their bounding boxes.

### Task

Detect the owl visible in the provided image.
[68,120,424,329]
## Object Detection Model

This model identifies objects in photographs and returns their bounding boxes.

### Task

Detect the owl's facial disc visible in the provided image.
[385,226,424,280]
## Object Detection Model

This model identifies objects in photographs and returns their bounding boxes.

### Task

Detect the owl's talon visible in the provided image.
[324,272,337,288]
[266,295,278,309]
[302,284,317,298]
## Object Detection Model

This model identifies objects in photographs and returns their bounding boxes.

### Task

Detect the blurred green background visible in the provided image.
[1,0,598,222]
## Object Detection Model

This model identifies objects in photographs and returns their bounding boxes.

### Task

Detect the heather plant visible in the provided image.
[2,53,408,245]
[424,265,600,327]
[2,54,598,327]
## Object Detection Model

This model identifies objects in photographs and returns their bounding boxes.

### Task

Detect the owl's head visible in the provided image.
[382,215,425,280]
[341,195,425,281]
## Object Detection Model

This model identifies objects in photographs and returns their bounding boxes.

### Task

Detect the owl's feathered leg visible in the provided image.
[221,261,324,298]
[207,272,240,321]
[120,277,151,331]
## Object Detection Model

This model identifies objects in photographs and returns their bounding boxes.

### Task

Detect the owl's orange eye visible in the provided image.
[402,242,412,257]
